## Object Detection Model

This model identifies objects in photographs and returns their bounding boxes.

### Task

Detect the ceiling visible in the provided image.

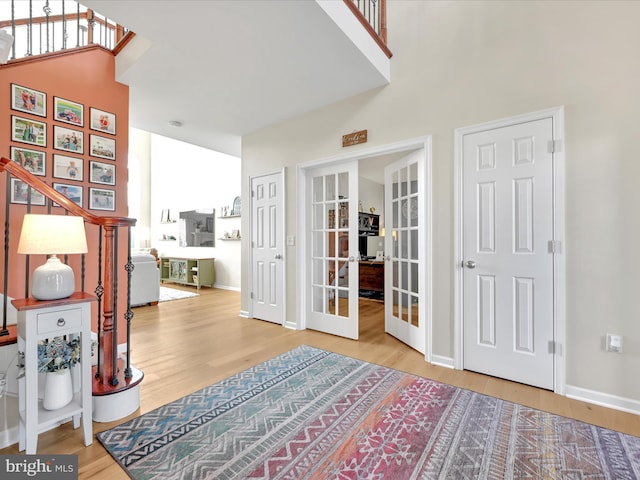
[82,0,391,157]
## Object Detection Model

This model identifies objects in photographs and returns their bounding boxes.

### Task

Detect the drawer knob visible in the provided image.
[57,318,66,327]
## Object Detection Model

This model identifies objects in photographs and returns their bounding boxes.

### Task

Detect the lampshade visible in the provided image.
[18,214,88,300]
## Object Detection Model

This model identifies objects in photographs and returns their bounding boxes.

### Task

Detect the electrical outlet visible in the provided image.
[606,333,623,353]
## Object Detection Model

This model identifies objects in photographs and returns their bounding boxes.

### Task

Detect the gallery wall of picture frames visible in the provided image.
[7,83,118,211]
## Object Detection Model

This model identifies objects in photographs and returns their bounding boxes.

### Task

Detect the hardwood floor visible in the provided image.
[2,287,639,479]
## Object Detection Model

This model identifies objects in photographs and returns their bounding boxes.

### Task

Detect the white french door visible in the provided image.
[251,171,284,324]
[384,149,426,354]
[306,161,359,339]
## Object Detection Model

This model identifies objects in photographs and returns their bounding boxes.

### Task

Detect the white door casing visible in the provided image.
[250,170,285,324]
[454,107,565,392]
[305,161,359,339]
[384,149,427,354]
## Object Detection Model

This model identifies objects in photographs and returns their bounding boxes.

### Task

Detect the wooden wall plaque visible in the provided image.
[342,129,368,147]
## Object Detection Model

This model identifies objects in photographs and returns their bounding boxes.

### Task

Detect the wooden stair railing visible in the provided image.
[0,156,135,391]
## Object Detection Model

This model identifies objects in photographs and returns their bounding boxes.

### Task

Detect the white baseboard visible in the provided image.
[213,284,240,292]
[565,384,640,416]
[239,310,249,318]
[430,355,455,369]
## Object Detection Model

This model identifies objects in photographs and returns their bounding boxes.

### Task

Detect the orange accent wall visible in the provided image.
[0,46,131,345]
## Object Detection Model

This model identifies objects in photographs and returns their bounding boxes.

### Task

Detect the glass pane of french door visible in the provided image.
[385,149,424,353]
[307,162,358,339]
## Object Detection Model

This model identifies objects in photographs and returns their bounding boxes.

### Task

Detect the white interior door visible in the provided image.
[462,118,555,389]
[384,149,425,354]
[306,162,359,339]
[251,171,284,324]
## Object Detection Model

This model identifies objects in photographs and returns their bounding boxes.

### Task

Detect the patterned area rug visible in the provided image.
[98,345,640,479]
[159,286,199,302]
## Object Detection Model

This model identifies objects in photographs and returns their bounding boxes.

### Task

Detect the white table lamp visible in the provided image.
[17,214,88,300]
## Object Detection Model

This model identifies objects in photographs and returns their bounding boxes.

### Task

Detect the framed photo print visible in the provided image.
[89,134,116,160]
[12,116,46,147]
[10,178,46,205]
[53,182,83,207]
[54,96,84,127]
[90,187,115,211]
[89,160,115,185]
[10,146,46,176]
[53,125,83,154]
[53,154,83,181]
[11,84,46,117]
[90,107,116,135]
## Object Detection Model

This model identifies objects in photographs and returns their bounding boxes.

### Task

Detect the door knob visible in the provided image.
[275,254,282,259]
[464,260,476,269]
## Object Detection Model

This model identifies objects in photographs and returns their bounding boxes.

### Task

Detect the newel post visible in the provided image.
[99,225,117,386]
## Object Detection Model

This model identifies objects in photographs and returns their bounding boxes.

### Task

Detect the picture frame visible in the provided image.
[53,154,84,181]
[10,146,46,176]
[53,96,84,127]
[90,107,116,135]
[53,182,83,207]
[89,187,115,211]
[12,116,47,147]
[89,134,116,160]
[89,160,115,185]
[10,178,46,205]
[53,125,83,154]
[11,84,46,117]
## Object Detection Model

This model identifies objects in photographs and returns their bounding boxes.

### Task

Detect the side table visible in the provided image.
[13,292,96,454]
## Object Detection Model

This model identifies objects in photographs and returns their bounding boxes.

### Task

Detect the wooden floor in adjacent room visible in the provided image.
[2,286,639,479]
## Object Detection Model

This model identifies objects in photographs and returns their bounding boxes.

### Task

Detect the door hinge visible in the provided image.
[547,139,562,154]
[548,340,562,355]
[548,240,562,254]
[250,292,254,299]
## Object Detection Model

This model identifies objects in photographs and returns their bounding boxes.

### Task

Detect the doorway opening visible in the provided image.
[297,136,432,358]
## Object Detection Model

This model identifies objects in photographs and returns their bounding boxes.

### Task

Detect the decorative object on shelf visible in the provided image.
[42,369,73,411]
[17,214,88,300]
[231,196,241,216]
[38,336,80,410]
[370,207,376,213]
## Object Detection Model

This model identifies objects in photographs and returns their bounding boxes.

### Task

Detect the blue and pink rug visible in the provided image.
[98,345,640,479]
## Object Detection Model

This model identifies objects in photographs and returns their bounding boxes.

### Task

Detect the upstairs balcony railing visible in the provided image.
[1,1,387,62]
[346,0,390,58]
[0,0,130,60]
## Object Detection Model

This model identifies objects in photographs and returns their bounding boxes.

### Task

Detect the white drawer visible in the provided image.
[37,308,82,335]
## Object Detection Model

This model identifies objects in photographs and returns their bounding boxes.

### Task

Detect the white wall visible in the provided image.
[130,130,242,290]
[241,1,640,408]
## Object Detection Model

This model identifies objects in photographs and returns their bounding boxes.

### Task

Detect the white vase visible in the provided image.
[43,369,73,411]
